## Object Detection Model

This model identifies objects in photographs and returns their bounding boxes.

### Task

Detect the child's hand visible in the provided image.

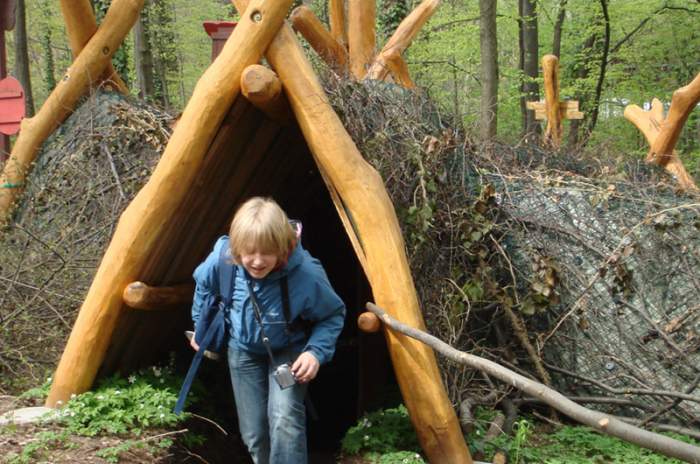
[190,334,200,352]
[291,352,319,383]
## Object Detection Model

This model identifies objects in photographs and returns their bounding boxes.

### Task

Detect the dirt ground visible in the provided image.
[0,396,366,463]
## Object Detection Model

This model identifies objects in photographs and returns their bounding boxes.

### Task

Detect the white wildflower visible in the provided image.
[128,375,136,384]
[363,435,369,441]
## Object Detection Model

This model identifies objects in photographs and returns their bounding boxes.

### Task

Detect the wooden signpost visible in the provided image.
[526,54,584,148]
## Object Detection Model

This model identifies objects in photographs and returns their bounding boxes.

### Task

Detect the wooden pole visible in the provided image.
[290,5,348,73]
[541,54,562,148]
[385,51,416,89]
[232,2,472,462]
[45,0,294,406]
[366,0,440,82]
[0,0,143,228]
[240,64,291,124]
[649,72,700,167]
[328,0,347,47]
[59,0,129,93]
[122,281,194,310]
[347,0,375,79]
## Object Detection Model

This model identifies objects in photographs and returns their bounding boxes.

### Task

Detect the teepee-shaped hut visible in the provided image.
[0,0,471,462]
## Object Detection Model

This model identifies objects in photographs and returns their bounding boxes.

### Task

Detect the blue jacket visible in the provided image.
[191,236,346,365]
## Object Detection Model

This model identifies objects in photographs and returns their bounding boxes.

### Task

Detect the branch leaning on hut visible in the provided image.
[366,302,700,464]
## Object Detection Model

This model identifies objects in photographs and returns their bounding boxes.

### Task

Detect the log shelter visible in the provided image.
[0,1,473,462]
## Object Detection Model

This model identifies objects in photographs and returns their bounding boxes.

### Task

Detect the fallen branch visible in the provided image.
[366,302,700,463]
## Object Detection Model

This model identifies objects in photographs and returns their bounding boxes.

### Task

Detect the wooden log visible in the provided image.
[649,72,700,167]
[290,5,348,73]
[0,0,144,228]
[366,0,440,82]
[45,0,294,407]
[541,54,562,148]
[358,311,381,333]
[347,0,376,79]
[60,0,129,93]
[385,51,416,89]
[240,64,291,124]
[122,281,194,310]
[624,96,698,191]
[329,0,347,47]
[232,2,472,462]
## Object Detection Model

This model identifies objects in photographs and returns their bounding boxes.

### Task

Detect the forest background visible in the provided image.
[4,0,700,175]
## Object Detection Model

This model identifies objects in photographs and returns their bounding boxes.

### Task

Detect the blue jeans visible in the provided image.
[228,346,308,464]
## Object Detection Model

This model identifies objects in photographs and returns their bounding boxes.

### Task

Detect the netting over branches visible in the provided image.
[325,76,700,428]
[0,92,172,391]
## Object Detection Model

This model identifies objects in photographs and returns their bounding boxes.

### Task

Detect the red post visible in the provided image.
[203,21,237,62]
[0,0,17,162]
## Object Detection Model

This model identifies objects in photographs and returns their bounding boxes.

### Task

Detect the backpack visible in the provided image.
[174,240,233,414]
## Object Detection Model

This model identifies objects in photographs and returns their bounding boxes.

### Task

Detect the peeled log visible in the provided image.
[290,5,348,73]
[240,64,290,124]
[123,281,194,310]
[232,1,472,462]
[358,311,381,332]
[541,54,562,148]
[60,0,128,93]
[0,0,143,228]
[385,51,416,89]
[347,0,376,79]
[329,0,347,46]
[649,72,700,167]
[624,94,697,191]
[45,0,294,407]
[366,0,440,82]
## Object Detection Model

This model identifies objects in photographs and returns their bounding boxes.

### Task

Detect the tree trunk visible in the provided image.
[552,0,567,57]
[41,8,56,93]
[479,0,498,141]
[567,34,598,148]
[133,11,154,100]
[520,0,539,142]
[13,0,34,117]
[585,0,610,139]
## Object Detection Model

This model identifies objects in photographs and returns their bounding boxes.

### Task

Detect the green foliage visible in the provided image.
[95,437,174,463]
[17,376,52,401]
[55,364,186,436]
[341,405,423,460]
[466,410,699,464]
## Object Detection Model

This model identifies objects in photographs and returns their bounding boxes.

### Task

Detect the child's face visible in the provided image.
[240,248,279,279]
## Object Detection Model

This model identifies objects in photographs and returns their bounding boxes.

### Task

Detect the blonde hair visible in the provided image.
[229,197,296,263]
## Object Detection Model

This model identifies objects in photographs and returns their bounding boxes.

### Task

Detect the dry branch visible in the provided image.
[367,302,700,464]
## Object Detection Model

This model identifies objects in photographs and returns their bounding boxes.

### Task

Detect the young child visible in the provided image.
[190,197,346,464]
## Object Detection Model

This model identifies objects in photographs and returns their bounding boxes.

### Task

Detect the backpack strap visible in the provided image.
[218,237,236,306]
[174,308,225,414]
